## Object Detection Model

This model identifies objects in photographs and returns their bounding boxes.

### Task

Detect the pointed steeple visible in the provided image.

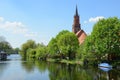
[75,5,78,16]
[72,5,81,34]
[72,5,87,44]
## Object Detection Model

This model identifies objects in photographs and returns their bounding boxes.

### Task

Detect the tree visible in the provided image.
[27,48,36,59]
[0,41,12,51]
[85,17,120,61]
[57,32,79,60]
[13,48,20,54]
[48,30,79,60]
[56,30,69,40]
[48,38,60,58]
[0,36,13,54]
[48,30,70,59]
[20,40,36,59]
[36,46,48,60]
[77,43,86,60]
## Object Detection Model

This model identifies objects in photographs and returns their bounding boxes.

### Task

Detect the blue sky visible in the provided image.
[0,0,120,48]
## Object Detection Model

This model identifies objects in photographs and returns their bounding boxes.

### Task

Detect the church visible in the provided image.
[72,6,87,44]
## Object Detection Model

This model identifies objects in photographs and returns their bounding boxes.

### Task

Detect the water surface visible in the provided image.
[0,54,120,80]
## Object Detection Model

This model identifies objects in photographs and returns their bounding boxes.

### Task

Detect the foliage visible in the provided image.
[85,17,120,61]
[20,40,36,59]
[47,38,59,57]
[48,30,70,59]
[13,48,20,54]
[0,36,13,54]
[56,30,69,40]
[57,32,79,60]
[76,43,86,60]
[27,48,36,58]
[48,30,79,60]
[36,46,48,60]
[19,39,48,60]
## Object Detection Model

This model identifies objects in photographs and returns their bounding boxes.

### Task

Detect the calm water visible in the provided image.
[0,54,120,80]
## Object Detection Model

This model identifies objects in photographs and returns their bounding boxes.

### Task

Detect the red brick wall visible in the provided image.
[76,31,87,44]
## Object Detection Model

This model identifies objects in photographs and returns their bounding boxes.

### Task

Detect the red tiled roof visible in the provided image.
[76,30,87,44]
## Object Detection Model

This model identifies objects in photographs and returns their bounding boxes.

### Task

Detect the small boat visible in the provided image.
[98,63,112,68]
[0,51,7,60]
[98,63,112,72]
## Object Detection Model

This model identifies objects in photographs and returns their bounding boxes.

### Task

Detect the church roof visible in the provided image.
[76,30,85,37]
[76,30,87,44]
[72,5,87,44]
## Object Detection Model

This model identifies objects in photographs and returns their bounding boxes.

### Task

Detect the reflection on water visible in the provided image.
[0,54,120,80]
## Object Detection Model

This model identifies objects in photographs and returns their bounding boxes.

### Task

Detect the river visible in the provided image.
[0,54,120,80]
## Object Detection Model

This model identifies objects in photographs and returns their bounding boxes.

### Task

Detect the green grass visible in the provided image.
[47,58,83,65]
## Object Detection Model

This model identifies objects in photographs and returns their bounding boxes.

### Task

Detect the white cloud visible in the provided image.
[84,16,105,23]
[0,17,4,22]
[0,17,37,37]
[4,21,29,34]
[89,16,105,22]
[25,32,37,37]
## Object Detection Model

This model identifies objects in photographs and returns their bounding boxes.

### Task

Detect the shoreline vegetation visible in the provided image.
[0,36,19,55]
[3,17,118,67]
[47,58,83,65]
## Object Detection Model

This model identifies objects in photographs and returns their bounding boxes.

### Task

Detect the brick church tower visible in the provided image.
[72,6,87,44]
[72,6,81,33]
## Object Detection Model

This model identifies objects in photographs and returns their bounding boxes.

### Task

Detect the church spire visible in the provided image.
[75,5,78,16]
[72,5,81,34]
[72,5,87,44]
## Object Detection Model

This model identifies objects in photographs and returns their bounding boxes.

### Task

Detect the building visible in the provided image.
[72,6,87,44]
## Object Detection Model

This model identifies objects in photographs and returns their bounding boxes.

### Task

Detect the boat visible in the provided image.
[98,63,112,68]
[0,51,7,60]
[98,63,112,72]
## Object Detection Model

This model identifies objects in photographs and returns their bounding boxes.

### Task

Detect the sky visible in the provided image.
[0,0,120,48]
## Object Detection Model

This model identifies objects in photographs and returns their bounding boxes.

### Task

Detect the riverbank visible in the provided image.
[47,58,83,65]
[47,58,120,69]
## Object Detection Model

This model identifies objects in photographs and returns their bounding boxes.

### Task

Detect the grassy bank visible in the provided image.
[47,58,83,65]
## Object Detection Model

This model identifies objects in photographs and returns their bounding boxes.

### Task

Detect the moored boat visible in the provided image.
[99,63,112,68]
[98,63,112,72]
[0,51,7,60]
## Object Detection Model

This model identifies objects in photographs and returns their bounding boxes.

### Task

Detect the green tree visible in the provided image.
[56,30,69,40]
[13,48,20,54]
[27,48,36,59]
[77,43,86,60]
[48,30,79,60]
[36,46,48,60]
[48,30,70,59]
[0,41,12,51]
[57,32,79,60]
[48,38,59,58]
[20,40,36,59]
[85,17,120,61]
[0,36,13,54]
